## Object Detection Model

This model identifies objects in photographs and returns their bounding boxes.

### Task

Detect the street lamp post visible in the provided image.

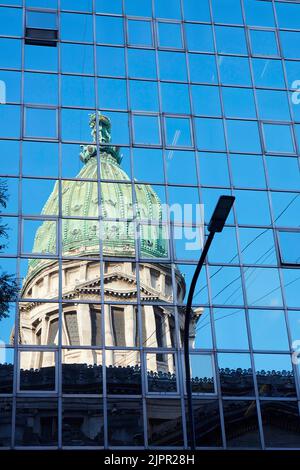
[184,195,235,450]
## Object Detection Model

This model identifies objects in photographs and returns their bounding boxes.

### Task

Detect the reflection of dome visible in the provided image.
[29,113,167,277]
[18,113,188,377]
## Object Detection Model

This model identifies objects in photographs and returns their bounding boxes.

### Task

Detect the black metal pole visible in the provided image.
[184,230,215,450]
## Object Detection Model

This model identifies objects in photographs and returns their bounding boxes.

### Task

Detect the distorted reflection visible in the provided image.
[16,113,198,402]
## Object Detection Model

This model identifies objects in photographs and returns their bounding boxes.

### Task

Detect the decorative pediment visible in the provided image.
[62,270,160,301]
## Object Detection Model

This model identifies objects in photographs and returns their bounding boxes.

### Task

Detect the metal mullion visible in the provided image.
[91,0,108,449]
[270,0,300,408]
[10,0,26,449]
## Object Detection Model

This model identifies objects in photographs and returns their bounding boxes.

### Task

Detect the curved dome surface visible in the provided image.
[28,114,167,276]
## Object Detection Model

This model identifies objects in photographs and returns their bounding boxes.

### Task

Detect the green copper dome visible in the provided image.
[28,114,167,276]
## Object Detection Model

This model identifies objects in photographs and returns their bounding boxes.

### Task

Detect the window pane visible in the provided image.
[133,115,161,145]
[183,0,210,21]
[214,308,249,350]
[161,83,190,114]
[223,400,260,448]
[0,7,22,36]
[128,19,152,46]
[127,48,157,79]
[61,13,93,42]
[226,120,261,153]
[24,73,58,105]
[263,124,295,154]
[195,118,226,151]
[218,56,251,86]
[165,116,192,147]
[192,85,221,117]
[159,51,187,81]
[260,401,300,448]
[97,46,125,77]
[215,26,247,54]
[250,310,289,351]
[185,24,214,52]
[278,231,300,265]
[255,353,296,397]
[130,80,159,112]
[245,268,283,308]
[189,53,217,84]
[218,353,254,396]
[252,58,285,89]
[25,107,57,139]
[107,399,143,446]
[157,22,182,48]
[222,88,256,119]
[250,29,278,56]
[96,16,124,45]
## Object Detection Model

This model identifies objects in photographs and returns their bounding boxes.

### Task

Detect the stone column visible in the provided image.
[144,305,157,372]
[124,305,134,347]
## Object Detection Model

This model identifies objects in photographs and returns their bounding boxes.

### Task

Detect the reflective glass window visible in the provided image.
[245,268,283,308]
[25,107,57,139]
[127,48,157,79]
[128,19,153,46]
[230,155,266,189]
[212,0,243,23]
[161,82,190,114]
[130,80,159,112]
[61,43,94,74]
[250,310,289,351]
[252,58,285,89]
[255,353,296,397]
[280,31,300,59]
[165,116,192,147]
[96,15,124,45]
[195,118,226,151]
[24,73,58,106]
[278,231,300,265]
[125,0,152,17]
[250,29,278,57]
[0,7,22,36]
[61,13,93,42]
[263,124,295,154]
[222,87,256,119]
[223,400,260,448]
[154,0,181,20]
[192,85,221,117]
[214,308,249,350]
[218,56,252,86]
[188,53,217,84]
[159,51,187,82]
[215,26,247,54]
[226,120,261,153]
[243,0,275,27]
[157,22,183,48]
[218,353,254,396]
[183,0,210,21]
[185,23,214,52]
[257,90,291,122]
[133,115,161,145]
[97,46,125,77]
[199,152,230,187]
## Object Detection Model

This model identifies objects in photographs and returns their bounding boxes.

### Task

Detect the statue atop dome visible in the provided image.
[80,112,122,165]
